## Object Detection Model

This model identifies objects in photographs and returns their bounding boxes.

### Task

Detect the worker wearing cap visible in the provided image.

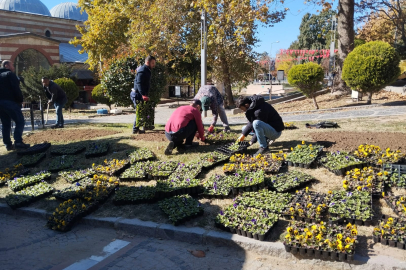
[194,84,230,133]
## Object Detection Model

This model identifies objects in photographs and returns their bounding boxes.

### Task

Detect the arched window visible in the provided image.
[45,30,51,38]
[15,49,50,75]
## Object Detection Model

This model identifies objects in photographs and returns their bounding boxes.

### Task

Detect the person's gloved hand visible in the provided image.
[142,95,149,101]
[208,125,214,133]
[237,134,245,142]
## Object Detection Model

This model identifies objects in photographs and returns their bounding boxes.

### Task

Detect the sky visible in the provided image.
[42,0,336,58]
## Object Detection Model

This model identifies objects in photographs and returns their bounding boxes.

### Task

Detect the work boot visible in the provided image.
[58,125,64,129]
[132,128,139,134]
[224,127,231,133]
[254,147,269,157]
[138,127,145,134]
[6,144,14,151]
[164,141,175,155]
[15,142,30,150]
[51,125,59,129]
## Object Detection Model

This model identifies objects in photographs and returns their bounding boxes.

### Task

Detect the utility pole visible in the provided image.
[329,15,337,88]
[201,10,207,87]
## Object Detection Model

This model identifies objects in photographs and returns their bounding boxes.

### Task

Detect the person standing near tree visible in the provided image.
[0,60,30,150]
[42,77,67,129]
[131,55,156,134]
[194,82,230,133]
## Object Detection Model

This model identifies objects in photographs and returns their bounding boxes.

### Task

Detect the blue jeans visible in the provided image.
[54,99,67,126]
[242,120,282,148]
[130,91,141,131]
[165,120,197,146]
[0,100,25,146]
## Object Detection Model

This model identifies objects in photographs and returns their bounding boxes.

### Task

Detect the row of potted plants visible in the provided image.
[128,148,155,164]
[216,142,250,156]
[155,178,202,198]
[113,186,157,205]
[92,159,130,176]
[120,162,148,180]
[0,164,29,186]
[234,190,292,213]
[266,170,314,193]
[200,151,229,169]
[283,221,358,261]
[168,162,203,182]
[158,195,204,225]
[85,142,109,158]
[342,167,387,195]
[215,204,279,241]
[51,144,86,155]
[328,190,373,225]
[373,215,406,249]
[320,151,366,176]
[59,168,95,183]
[384,193,406,218]
[383,164,406,188]
[17,142,51,156]
[146,160,179,178]
[7,171,52,192]
[353,145,404,166]
[204,130,238,145]
[6,182,54,209]
[286,142,323,168]
[48,155,76,173]
[17,152,46,168]
[223,153,285,174]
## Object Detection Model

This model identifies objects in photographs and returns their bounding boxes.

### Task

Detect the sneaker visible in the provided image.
[138,128,146,134]
[132,129,139,134]
[254,147,269,157]
[164,141,175,155]
[224,127,231,133]
[51,125,59,129]
[266,139,274,146]
[15,142,30,150]
[58,125,64,129]
[6,144,14,151]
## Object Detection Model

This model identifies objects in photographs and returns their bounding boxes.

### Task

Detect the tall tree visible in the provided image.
[357,10,396,43]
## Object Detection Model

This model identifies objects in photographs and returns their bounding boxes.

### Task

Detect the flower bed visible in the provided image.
[200,152,229,169]
[328,190,373,226]
[284,122,298,130]
[204,131,238,145]
[113,186,157,205]
[0,164,30,186]
[85,142,109,158]
[353,145,405,166]
[168,162,203,181]
[51,145,86,155]
[158,195,204,225]
[146,161,179,179]
[7,171,51,192]
[373,215,406,249]
[286,142,323,168]
[6,182,54,209]
[283,221,358,261]
[155,178,202,199]
[16,143,51,156]
[120,162,148,181]
[17,152,46,168]
[59,168,95,183]
[384,193,406,218]
[216,142,250,156]
[128,148,155,164]
[48,155,76,173]
[93,159,130,176]
[342,167,387,195]
[215,204,279,241]
[234,190,292,213]
[223,153,284,174]
[281,189,329,223]
[266,170,314,193]
[383,164,406,188]
[320,151,366,176]
[202,174,232,198]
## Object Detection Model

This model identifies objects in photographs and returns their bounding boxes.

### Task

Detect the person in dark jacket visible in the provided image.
[0,60,30,150]
[42,77,68,129]
[131,55,156,134]
[236,95,284,156]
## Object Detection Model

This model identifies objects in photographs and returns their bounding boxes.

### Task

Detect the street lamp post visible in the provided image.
[201,10,207,87]
[269,41,279,100]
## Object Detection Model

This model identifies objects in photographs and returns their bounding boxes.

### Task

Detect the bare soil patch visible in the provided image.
[24,128,121,144]
[131,131,210,146]
[310,131,406,151]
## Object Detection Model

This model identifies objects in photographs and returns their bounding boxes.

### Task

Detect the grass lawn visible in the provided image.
[1,115,406,261]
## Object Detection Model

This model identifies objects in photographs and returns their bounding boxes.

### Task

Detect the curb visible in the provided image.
[1,203,406,270]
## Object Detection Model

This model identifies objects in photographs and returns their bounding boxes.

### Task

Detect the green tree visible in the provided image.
[54,78,79,110]
[342,41,400,104]
[92,84,112,109]
[288,62,324,109]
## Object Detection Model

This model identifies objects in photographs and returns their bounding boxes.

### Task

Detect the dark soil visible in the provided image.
[310,131,406,151]
[131,131,209,145]
[24,129,121,144]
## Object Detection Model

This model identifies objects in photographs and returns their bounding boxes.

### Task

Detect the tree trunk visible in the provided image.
[219,53,235,108]
[366,91,372,105]
[336,0,355,93]
[312,95,319,110]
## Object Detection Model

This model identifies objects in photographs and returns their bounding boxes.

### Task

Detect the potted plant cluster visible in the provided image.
[48,155,76,173]
[93,158,130,176]
[120,162,148,181]
[202,174,232,198]
[51,144,86,155]
[223,153,285,174]
[234,190,292,213]
[17,142,51,156]
[168,162,203,181]
[282,189,329,223]
[283,221,357,261]
[85,142,109,158]
[6,182,54,209]
[383,164,406,188]
[128,148,155,164]
[286,142,323,168]
[328,190,373,226]
[204,130,238,145]
[155,178,201,198]
[384,193,406,218]
[0,164,30,186]
[200,151,229,169]
[59,168,95,184]
[284,122,298,130]
[267,170,314,192]
[343,167,387,195]
[373,215,406,249]
[216,142,250,156]
[17,152,46,168]
[353,145,404,166]
[321,151,366,176]
[7,171,51,192]
[113,186,157,205]
[146,160,179,179]
[158,195,204,225]
[215,204,279,241]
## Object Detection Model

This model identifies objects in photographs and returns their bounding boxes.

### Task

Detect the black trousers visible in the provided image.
[165,120,197,147]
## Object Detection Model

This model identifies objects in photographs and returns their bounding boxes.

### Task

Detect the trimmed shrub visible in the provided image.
[53,78,79,110]
[92,84,112,109]
[342,41,400,104]
[287,62,324,109]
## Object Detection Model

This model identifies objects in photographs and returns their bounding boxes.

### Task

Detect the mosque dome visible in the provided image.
[0,0,51,16]
[50,2,87,21]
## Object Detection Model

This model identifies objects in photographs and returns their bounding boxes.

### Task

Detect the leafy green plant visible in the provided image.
[282,190,329,222]
[267,170,314,192]
[342,41,401,104]
[54,78,79,110]
[17,153,46,167]
[328,190,373,222]
[92,84,113,109]
[235,190,292,213]
[6,182,54,208]
[113,186,156,204]
[128,148,155,164]
[7,171,51,192]
[158,195,203,225]
[321,151,364,173]
[59,169,95,184]
[48,155,76,172]
[286,142,323,166]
